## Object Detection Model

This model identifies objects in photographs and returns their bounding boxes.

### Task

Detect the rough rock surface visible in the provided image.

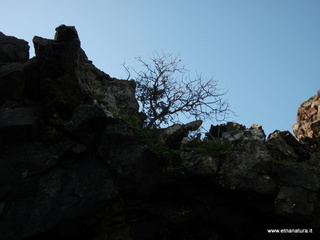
[0,25,140,240]
[292,90,320,150]
[0,32,29,105]
[160,120,203,148]
[0,25,320,240]
[0,32,29,63]
[179,122,320,230]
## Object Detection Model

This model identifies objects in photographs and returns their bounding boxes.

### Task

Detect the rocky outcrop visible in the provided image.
[0,32,29,63]
[0,32,29,105]
[0,25,320,240]
[292,90,320,150]
[0,25,142,240]
[178,122,320,229]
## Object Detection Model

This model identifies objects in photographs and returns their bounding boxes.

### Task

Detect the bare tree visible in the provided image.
[125,52,231,129]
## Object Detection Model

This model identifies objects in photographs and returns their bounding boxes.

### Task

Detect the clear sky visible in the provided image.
[2,0,320,136]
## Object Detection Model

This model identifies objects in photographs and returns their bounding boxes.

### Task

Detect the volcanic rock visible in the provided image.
[292,90,320,150]
[0,32,29,63]
[1,26,320,240]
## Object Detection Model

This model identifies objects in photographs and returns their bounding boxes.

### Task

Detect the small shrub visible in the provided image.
[118,115,180,161]
[185,139,233,159]
[137,127,180,161]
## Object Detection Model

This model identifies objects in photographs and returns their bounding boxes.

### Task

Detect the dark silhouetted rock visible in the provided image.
[54,24,79,42]
[1,26,320,240]
[276,166,320,191]
[0,105,42,142]
[0,25,139,240]
[0,63,25,104]
[267,130,310,162]
[206,121,246,139]
[23,58,40,100]
[99,119,165,196]
[0,33,30,105]
[0,32,29,63]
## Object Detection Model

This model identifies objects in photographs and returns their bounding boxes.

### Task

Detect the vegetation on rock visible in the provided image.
[184,138,233,159]
[1,25,320,240]
[124,52,231,128]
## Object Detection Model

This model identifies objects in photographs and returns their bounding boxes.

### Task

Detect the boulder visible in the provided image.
[160,120,203,148]
[54,24,79,42]
[266,130,310,162]
[0,32,29,63]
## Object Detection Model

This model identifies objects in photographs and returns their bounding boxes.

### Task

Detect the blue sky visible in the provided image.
[2,0,320,136]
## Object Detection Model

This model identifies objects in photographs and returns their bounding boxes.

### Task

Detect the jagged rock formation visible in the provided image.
[293,90,320,150]
[0,32,29,104]
[0,25,141,240]
[0,25,319,240]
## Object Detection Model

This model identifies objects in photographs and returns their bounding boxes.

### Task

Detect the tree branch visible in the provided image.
[124,52,232,128]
